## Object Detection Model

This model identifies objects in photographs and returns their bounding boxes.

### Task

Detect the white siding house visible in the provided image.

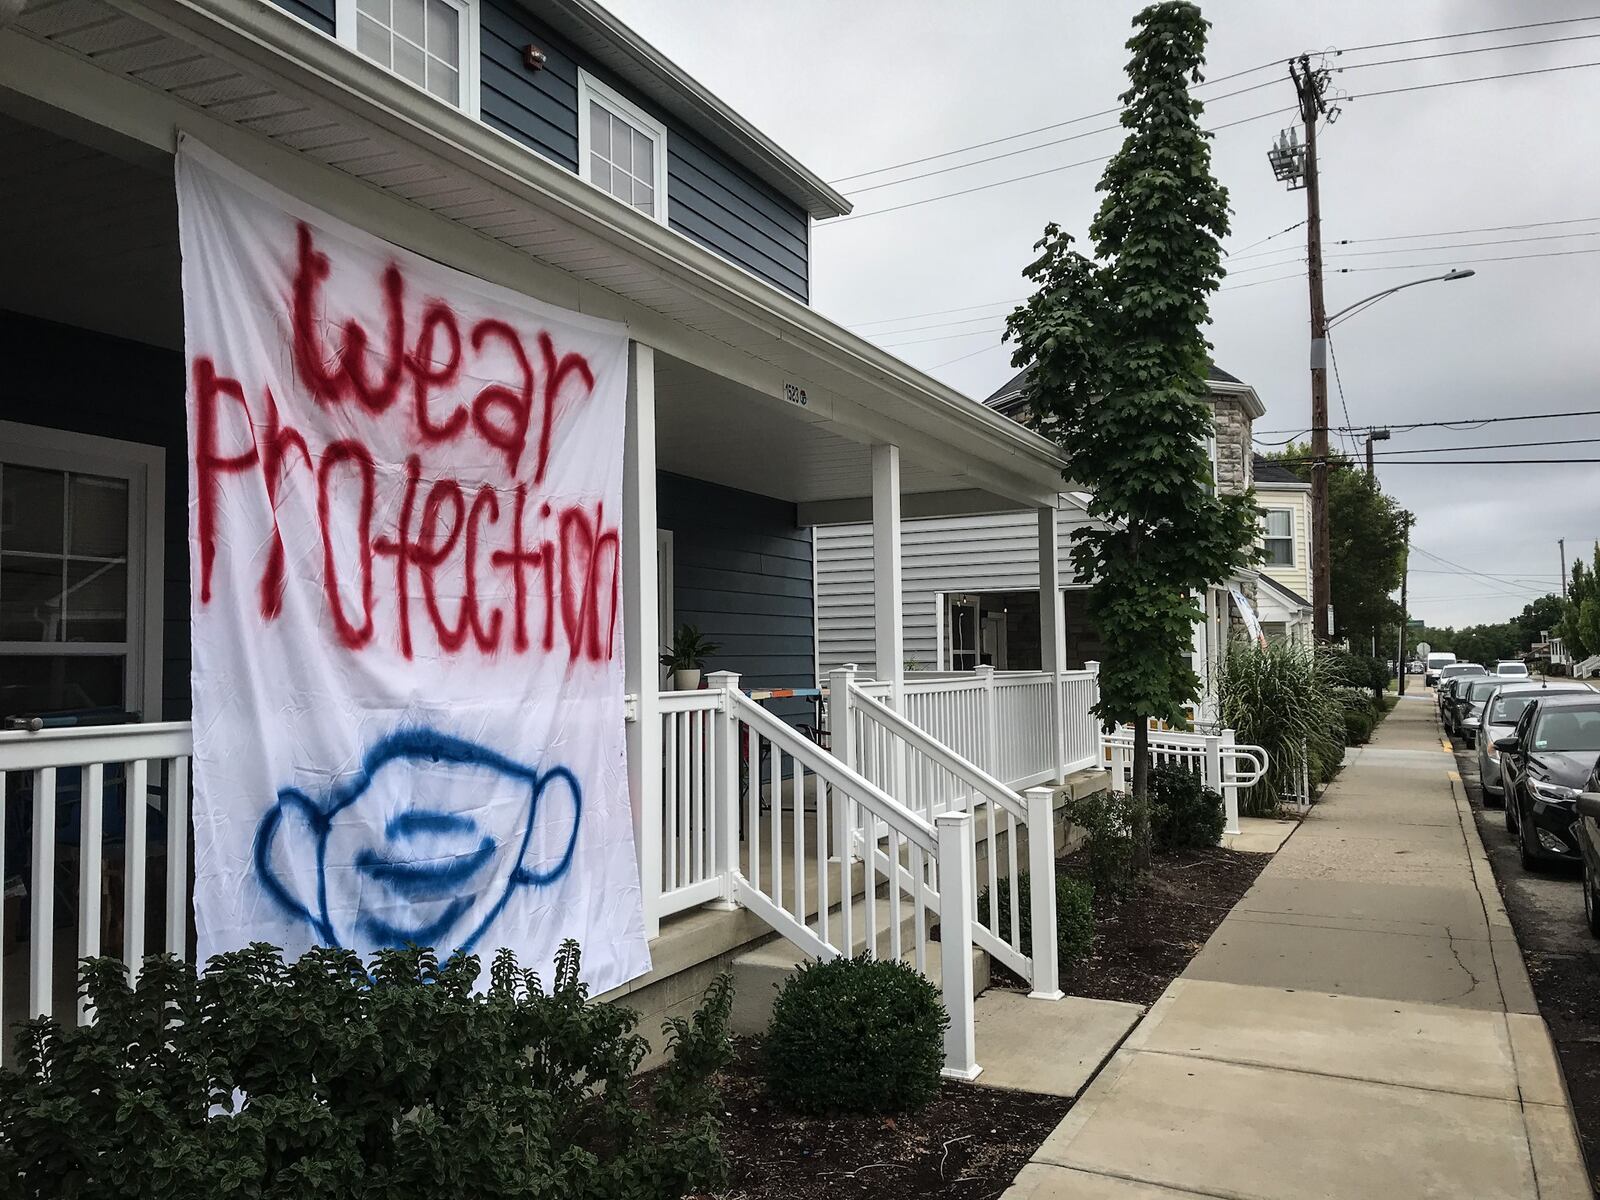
[1253,456,1315,643]
[813,367,1268,695]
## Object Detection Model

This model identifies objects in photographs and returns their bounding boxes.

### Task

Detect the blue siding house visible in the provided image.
[0,0,1076,1073]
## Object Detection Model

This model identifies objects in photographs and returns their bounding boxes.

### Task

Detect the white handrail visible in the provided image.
[847,684,1025,821]
[728,690,936,853]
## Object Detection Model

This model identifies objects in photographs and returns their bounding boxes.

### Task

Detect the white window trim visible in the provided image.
[0,421,165,722]
[576,68,670,225]
[1262,506,1295,567]
[333,0,482,119]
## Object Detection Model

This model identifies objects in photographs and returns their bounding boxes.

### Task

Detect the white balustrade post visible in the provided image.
[707,670,743,908]
[828,666,858,860]
[872,445,905,710]
[976,663,998,780]
[623,340,662,939]
[29,767,55,1018]
[936,811,981,1080]
[1038,505,1069,781]
[1203,731,1231,837]
[1024,786,1063,1001]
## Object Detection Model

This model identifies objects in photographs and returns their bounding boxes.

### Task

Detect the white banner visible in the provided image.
[1229,586,1268,649]
[177,138,650,992]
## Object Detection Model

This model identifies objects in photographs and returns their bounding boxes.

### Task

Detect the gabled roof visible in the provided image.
[526,0,851,219]
[985,364,1263,419]
[1253,456,1310,487]
[1259,573,1312,610]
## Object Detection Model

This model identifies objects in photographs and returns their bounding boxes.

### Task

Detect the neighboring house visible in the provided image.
[814,365,1267,705]
[0,0,1090,1073]
[1252,455,1315,643]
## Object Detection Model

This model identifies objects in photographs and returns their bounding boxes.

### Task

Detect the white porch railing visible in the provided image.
[658,690,723,917]
[833,669,1062,1000]
[857,663,1102,788]
[0,721,193,1035]
[1100,725,1269,836]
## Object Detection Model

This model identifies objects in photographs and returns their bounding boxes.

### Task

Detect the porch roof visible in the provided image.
[1,0,1069,512]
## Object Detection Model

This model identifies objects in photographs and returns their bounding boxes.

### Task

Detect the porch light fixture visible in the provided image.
[523,43,548,71]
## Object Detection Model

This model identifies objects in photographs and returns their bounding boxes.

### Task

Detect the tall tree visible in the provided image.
[1558,551,1597,661]
[1006,2,1259,851]
[1271,446,1407,653]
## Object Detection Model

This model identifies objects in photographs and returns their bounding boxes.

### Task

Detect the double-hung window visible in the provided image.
[0,423,163,721]
[338,0,479,114]
[577,71,669,222]
[1262,508,1295,567]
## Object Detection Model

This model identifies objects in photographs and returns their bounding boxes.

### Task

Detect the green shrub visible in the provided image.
[0,942,732,1199]
[1066,789,1140,896]
[1343,707,1375,745]
[1215,637,1348,813]
[1149,763,1225,850]
[763,954,947,1115]
[977,870,1095,968]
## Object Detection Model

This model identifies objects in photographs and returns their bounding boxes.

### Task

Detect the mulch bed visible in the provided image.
[692,843,1273,1199]
[1058,845,1273,1007]
[697,1042,1072,1200]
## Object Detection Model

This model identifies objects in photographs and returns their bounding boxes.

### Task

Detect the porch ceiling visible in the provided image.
[2,0,1070,511]
[655,353,1021,509]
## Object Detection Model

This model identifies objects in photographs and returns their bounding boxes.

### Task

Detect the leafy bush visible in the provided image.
[1149,763,1225,850]
[977,870,1095,968]
[1066,789,1140,896]
[1214,636,1348,814]
[763,954,947,1115]
[0,942,732,1199]
[1343,706,1376,746]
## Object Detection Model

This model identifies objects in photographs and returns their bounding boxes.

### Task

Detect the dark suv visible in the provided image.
[1499,693,1600,868]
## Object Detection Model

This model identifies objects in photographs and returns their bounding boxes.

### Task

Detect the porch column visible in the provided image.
[1038,504,1069,781]
[623,341,662,939]
[872,443,904,705]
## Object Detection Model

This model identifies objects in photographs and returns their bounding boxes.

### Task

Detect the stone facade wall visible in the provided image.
[1212,396,1254,497]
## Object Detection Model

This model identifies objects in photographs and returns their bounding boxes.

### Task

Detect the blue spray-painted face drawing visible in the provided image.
[252,728,581,953]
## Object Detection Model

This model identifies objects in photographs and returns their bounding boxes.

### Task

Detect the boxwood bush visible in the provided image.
[1065,788,1140,896]
[763,954,947,1114]
[1149,763,1225,850]
[977,870,1095,968]
[0,941,732,1199]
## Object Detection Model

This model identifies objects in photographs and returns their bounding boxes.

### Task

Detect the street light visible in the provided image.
[1327,269,1475,329]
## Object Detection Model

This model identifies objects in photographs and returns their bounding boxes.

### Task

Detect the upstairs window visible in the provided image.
[1262,508,1294,566]
[577,71,668,222]
[339,0,478,113]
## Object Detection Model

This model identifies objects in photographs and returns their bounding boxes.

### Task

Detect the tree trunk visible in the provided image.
[1131,716,1152,872]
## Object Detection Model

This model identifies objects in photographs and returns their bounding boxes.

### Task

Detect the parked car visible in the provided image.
[1426,651,1458,688]
[1575,780,1600,935]
[1498,693,1600,868]
[1458,676,1515,747]
[1496,660,1531,678]
[1438,665,1487,732]
[1478,682,1594,807]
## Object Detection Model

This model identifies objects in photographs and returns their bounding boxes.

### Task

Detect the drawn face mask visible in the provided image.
[252,728,581,954]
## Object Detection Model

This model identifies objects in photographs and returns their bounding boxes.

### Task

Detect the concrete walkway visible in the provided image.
[1006,694,1592,1199]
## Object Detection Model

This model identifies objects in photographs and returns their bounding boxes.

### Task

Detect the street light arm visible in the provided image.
[1325,269,1475,328]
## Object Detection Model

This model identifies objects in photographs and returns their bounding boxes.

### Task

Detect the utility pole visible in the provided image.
[1272,55,1334,639]
[1398,514,1412,697]
[1560,538,1568,598]
[1365,428,1391,477]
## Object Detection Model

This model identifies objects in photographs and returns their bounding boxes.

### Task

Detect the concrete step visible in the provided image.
[730,910,990,1036]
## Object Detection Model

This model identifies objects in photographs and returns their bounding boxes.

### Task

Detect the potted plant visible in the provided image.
[660,624,719,691]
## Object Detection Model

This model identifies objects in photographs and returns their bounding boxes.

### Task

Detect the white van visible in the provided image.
[1425,652,1457,688]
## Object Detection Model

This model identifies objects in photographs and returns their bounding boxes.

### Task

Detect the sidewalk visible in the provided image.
[1005,694,1592,1199]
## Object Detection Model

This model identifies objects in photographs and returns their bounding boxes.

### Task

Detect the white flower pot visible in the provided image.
[673,668,702,691]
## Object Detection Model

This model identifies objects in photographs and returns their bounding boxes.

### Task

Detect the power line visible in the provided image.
[1345,58,1600,102]
[1325,228,1600,258]
[1334,14,1600,56]
[1330,244,1600,272]
[1332,30,1600,73]
[827,13,1600,187]
[1275,457,1600,465]
[1255,406,1600,438]
[826,58,1289,186]
[1325,215,1600,245]
[1326,336,1359,458]
[1361,435,1600,455]
[1228,219,1306,254]
[928,341,1013,371]
[825,106,1296,225]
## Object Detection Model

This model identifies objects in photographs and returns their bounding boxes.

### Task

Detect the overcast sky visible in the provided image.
[608,0,1599,629]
